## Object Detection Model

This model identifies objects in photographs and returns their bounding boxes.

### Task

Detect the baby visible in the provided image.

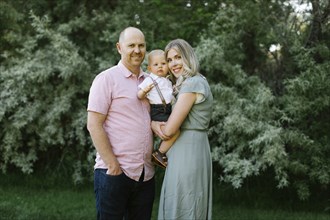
[138,49,180,168]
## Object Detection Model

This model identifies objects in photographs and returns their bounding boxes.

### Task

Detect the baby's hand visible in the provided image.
[144,83,154,93]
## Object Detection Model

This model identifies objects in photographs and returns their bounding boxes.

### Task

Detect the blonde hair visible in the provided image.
[147,49,165,64]
[164,39,200,93]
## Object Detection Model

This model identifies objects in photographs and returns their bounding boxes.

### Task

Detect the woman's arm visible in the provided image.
[162,92,196,137]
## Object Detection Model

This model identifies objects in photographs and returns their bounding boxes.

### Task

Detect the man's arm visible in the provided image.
[87,111,122,175]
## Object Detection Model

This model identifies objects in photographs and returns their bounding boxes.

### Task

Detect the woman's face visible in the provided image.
[167,48,183,78]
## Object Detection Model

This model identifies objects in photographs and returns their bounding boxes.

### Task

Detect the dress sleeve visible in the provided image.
[179,75,209,104]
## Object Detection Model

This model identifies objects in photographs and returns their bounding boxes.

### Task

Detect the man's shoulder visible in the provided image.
[96,65,120,78]
[104,64,121,74]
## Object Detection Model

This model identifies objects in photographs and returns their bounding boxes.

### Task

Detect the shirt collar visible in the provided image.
[149,72,159,79]
[118,60,146,79]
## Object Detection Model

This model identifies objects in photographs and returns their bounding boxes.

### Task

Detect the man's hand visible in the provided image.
[106,160,122,176]
[151,121,170,140]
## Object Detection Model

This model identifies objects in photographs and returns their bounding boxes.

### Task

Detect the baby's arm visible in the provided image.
[137,83,154,99]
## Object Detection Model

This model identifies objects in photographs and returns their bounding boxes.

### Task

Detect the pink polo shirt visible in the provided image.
[87,61,154,182]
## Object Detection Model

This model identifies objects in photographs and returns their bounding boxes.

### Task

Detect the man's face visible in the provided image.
[117,29,146,71]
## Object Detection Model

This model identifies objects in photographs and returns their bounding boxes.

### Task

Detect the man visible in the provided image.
[87,27,155,220]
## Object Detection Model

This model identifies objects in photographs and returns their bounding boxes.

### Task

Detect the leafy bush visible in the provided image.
[280,43,330,200]
[197,1,330,200]
[0,13,94,183]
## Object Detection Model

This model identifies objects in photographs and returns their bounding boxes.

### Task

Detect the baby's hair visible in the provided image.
[147,49,165,64]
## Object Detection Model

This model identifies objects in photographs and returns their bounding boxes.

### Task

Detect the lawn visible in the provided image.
[0,172,328,220]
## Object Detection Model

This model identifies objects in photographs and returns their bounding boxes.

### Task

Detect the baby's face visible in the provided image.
[148,55,169,77]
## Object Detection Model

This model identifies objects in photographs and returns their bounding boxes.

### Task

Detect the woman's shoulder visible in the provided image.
[184,74,208,86]
[180,74,210,94]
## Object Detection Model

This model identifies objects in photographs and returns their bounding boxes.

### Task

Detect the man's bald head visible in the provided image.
[119,27,145,43]
[116,27,146,75]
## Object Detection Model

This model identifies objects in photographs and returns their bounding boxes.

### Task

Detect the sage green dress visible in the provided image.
[158,75,213,220]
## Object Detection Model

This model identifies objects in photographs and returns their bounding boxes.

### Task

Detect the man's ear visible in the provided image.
[116,42,121,54]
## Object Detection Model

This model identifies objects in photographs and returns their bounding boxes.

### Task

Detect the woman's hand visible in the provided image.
[151,121,170,140]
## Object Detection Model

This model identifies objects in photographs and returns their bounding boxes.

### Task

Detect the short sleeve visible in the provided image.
[179,75,209,104]
[138,77,153,90]
[87,71,112,115]
[195,93,204,104]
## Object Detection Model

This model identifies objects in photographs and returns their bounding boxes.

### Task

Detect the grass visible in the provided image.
[0,173,95,220]
[0,171,329,220]
[212,175,330,220]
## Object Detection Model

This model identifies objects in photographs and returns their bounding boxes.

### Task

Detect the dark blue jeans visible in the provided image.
[94,169,155,220]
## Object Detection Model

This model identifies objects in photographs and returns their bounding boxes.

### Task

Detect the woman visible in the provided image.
[152,39,213,220]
